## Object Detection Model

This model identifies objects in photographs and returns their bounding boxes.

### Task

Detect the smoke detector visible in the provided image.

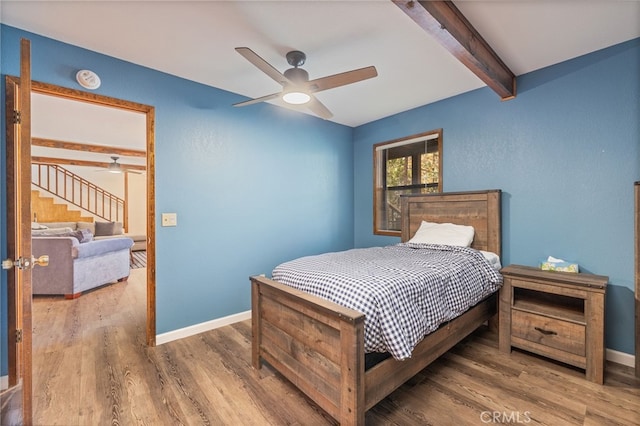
[76,69,101,90]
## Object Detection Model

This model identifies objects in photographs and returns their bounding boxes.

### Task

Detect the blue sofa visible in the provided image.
[32,236,133,298]
[37,220,146,251]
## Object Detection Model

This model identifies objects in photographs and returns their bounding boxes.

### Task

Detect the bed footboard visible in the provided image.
[251,275,366,425]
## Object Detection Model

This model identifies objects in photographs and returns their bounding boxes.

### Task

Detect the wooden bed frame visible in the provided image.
[250,190,502,425]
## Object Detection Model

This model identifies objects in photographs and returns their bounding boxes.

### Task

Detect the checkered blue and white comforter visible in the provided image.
[272,243,503,360]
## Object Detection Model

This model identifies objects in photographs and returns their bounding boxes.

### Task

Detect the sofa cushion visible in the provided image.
[75,237,133,259]
[94,221,123,236]
[76,221,96,234]
[38,221,78,230]
[113,222,123,235]
[32,227,75,237]
[76,229,94,243]
[31,227,92,244]
[66,230,85,243]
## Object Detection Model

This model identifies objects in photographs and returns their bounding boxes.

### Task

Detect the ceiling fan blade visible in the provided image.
[235,47,291,86]
[233,92,281,107]
[307,66,378,93]
[306,96,333,120]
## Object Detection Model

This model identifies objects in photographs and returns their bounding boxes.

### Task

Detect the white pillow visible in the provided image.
[480,251,502,270]
[408,221,475,247]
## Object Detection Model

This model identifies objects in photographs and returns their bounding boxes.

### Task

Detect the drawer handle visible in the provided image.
[534,326,557,336]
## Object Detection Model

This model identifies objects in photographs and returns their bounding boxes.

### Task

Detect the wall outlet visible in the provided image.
[161,213,177,227]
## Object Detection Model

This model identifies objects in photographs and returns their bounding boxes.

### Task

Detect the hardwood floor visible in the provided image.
[32,270,640,425]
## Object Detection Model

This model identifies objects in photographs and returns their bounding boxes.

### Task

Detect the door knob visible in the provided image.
[32,255,49,268]
[1,255,49,270]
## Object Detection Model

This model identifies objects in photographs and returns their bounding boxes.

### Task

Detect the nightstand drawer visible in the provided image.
[512,310,585,356]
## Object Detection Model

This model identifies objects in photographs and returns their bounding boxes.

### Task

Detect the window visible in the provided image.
[373,129,442,235]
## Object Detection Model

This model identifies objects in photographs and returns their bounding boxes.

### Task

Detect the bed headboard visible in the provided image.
[400,190,502,255]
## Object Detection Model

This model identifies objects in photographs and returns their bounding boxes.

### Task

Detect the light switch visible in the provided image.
[161,213,177,227]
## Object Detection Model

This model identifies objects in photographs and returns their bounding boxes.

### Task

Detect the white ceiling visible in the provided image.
[31,93,148,167]
[2,0,640,127]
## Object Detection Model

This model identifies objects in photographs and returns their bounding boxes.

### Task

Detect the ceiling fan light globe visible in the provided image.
[283,91,311,105]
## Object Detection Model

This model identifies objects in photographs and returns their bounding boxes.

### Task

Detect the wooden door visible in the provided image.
[0,38,33,425]
[635,181,639,377]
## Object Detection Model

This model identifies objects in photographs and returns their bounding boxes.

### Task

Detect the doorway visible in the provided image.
[26,80,157,344]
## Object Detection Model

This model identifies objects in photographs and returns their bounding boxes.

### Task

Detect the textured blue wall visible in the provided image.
[0,25,354,375]
[353,38,640,355]
[1,26,638,379]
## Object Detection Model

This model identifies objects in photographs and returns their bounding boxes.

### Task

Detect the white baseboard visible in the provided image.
[155,310,251,345]
[1,375,7,391]
[606,348,636,368]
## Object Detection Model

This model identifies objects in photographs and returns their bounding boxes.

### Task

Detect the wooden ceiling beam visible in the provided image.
[392,0,516,100]
[32,156,146,171]
[32,137,146,157]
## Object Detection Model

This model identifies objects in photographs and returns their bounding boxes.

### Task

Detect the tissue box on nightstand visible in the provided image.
[539,258,579,273]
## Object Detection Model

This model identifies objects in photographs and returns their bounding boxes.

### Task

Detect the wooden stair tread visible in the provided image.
[31,190,93,223]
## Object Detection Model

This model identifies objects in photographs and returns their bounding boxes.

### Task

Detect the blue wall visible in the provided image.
[354,38,640,354]
[0,25,354,375]
[1,25,638,377]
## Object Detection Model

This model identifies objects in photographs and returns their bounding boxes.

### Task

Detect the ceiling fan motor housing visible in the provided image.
[286,50,306,67]
[284,67,309,83]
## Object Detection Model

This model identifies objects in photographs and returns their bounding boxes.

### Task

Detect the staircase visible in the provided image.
[31,163,126,224]
[31,190,93,223]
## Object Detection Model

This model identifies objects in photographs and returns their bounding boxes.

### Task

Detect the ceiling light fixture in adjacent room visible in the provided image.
[107,156,123,173]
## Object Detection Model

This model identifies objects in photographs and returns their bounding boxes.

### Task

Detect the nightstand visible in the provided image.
[499,265,608,384]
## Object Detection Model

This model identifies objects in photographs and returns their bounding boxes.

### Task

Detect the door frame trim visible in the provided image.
[9,77,157,345]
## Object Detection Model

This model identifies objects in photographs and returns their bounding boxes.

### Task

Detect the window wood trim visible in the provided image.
[373,129,443,236]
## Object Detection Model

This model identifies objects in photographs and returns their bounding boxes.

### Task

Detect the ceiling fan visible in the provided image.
[100,156,142,174]
[233,47,378,119]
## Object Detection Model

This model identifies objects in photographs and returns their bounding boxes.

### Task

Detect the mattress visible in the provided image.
[272,243,503,360]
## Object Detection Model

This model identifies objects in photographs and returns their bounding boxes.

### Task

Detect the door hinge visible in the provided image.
[13,109,21,124]
[16,329,23,343]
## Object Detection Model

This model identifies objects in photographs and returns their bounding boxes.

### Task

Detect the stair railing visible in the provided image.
[32,162,126,224]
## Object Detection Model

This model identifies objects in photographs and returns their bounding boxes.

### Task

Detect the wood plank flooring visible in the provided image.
[32,269,640,425]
